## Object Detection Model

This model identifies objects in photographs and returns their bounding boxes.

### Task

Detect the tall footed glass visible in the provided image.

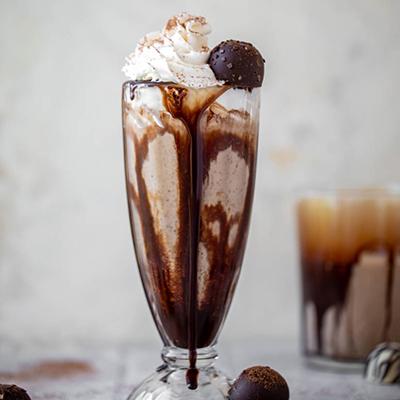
[122,81,260,399]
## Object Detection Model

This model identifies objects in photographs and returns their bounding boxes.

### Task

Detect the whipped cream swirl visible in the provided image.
[122,13,222,88]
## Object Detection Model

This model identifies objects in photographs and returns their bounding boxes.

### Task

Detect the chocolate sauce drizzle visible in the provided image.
[301,242,398,359]
[122,82,258,389]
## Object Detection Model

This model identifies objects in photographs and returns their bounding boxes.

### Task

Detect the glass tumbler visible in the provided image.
[297,188,400,367]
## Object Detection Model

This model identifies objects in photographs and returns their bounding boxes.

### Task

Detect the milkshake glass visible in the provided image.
[121,12,264,398]
[122,82,260,399]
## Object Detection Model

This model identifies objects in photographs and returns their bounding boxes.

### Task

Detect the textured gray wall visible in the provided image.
[0,0,399,346]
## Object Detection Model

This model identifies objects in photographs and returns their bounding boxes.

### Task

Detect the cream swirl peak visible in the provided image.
[122,13,222,88]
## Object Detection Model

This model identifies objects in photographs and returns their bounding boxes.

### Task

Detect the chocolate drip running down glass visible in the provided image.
[121,13,264,400]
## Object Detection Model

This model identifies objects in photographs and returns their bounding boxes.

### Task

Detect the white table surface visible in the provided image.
[0,339,399,400]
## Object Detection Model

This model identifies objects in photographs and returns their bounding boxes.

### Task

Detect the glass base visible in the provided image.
[127,346,231,400]
[304,354,364,373]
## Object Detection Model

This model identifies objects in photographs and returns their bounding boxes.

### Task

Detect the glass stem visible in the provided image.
[161,346,218,370]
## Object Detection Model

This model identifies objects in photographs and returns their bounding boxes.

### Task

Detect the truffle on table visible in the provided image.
[0,385,31,400]
[229,366,289,400]
[364,342,400,384]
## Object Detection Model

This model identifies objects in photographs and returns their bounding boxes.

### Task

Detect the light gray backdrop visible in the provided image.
[0,0,399,346]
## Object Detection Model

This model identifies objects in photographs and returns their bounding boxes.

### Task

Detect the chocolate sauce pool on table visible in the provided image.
[123,82,258,389]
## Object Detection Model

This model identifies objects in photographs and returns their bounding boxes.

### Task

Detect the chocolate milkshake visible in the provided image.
[121,13,264,398]
[297,189,400,362]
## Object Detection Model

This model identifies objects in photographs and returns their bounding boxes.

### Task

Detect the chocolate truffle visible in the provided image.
[0,385,31,400]
[229,366,289,400]
[364,342,400,384]
[208,40,265,87]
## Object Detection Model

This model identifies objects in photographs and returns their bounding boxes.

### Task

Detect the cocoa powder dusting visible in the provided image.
[0,361,93,381]
[244,366,288,391]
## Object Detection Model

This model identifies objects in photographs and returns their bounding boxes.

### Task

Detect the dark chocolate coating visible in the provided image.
[0,385,31,400]
[229,366,289,400]
[208,40,265,87]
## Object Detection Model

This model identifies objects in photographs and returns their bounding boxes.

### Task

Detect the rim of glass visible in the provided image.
[122,80,260,91]
[297,184,400,199]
